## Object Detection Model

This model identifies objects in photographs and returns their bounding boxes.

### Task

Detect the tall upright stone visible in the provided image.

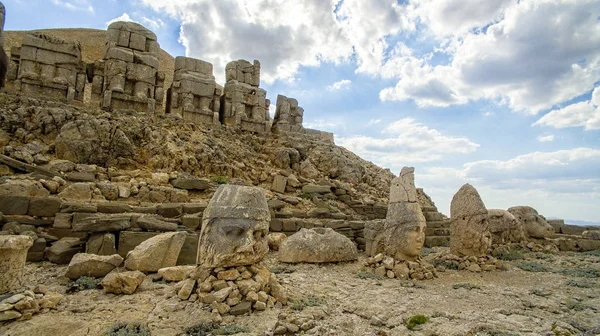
[197,184,270,268]
[221,60,271,133]
[0,235,34,294]
[90,21,164,114]
[272,95,304,133]
[167,56,221,125]
[12,32,86,102]
[382,167,426,261]
[450,184,491,256]
[0,1,7,88]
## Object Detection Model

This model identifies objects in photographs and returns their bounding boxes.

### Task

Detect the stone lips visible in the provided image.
[279,228,358,263]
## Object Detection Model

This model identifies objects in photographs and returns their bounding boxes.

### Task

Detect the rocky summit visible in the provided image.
[0,7,599,336]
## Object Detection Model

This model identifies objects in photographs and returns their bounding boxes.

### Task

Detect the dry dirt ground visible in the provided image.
[1,248,599,336]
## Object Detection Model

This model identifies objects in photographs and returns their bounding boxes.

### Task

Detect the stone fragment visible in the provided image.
[158,266,196,282]
[157,204,182,218]
[124,232,186,272]
[389,167,417,203]
[27,197,62,217]
[53,213,73,229]
[450,184,491,257]
[301,184,331,194]
[0,310,21,321]
[507,206,554,239]
[137,216,178,232]
[279,228,358,263]
[0,235,34,294]
[0,195,30,215]
[86,233,117,255]
[267,232,287,251]
[271,175,287,194]
[97,202,132,214]
[170,176,210,191]
[72,214,131,232]
[64,253,123,280]
[197,185,270,268]
[101,271,145,295]
[229,301,252,316]
[178,279,196,300]
[46,237,84,264]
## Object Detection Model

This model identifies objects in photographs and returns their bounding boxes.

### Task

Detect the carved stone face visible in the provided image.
[508,206,554,239]
[384,202,426,261]
[196,185,270,268]
[198,217,268,268]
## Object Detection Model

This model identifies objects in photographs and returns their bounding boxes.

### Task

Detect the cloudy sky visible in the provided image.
[4,0,600,223]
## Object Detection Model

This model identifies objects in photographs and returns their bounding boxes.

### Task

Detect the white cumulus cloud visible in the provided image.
[534,86,600,130]
[538,135,555,143]
[327,79,351,91]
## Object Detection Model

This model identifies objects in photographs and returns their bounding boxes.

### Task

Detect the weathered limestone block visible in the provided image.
[46,237,84,264]
[507,206,554,239]
[272,95,304,133]
[450,184,491,257]
[124,231,186,272]
[117,231,198,265]
[14,32,85,102]
[487,209,527,244]
[72,214,131,232]
[197,185,270,268]
[86,233,117,255]
[94,21,163,114]
[64,253,123,280]
[279,228,358,263]
[167,56,220,125]
[221,59,270,133]
[389,167,417,203]
[101,270,145,295]
[0,235,34,294]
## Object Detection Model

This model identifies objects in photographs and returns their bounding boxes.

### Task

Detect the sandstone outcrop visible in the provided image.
[450,184,491,257]
[279,228,358,263]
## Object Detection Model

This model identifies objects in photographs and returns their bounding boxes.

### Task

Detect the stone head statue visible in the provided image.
[507,206,554,239]
[450,184,492,256]
[487,209,527,244]
[197,184,270,268]
[384,202,426,261]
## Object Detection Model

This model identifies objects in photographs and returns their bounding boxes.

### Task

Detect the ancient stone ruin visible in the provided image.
[508,206,555,239]
[272,94,304,133]
[449,183,491,257]
[167,56,220,125]
[9,33,86,103]
[91,22,164,114]
[0,235,33,294]
[221,60,271,133]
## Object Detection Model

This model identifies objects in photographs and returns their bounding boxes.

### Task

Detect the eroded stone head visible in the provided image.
[507,206,554,239]
[197,185,270,268]
[487,209,527,244]
[384,202,426,261]
[450,184,491,256]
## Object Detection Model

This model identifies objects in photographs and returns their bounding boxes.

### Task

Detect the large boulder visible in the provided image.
[197,185,270,268]
[507,206,554,239]
[0,235,34,294]
[124,232,186,272]
[64,253,123,280]
[279,228,358,263]
[450,184,491,256]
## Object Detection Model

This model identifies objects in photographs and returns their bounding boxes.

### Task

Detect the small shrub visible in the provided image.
[420,247,435,256]
[217,325,248,335]
[67,276,101,293]
[433,259,459,270]
[453,283,480,290]
[582,250,600,257]
[211,176,229,185]
[103,322,151,336]
[564,299,589,312]
[555,268,599,278]
[270,265,295,275]
[566,279,592,288]
[290,296,327,311]
[496,250,525,261]
[515,262,551,272]
[356,271,384,280]
[298,193,312,200]
[405,314,429,330]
